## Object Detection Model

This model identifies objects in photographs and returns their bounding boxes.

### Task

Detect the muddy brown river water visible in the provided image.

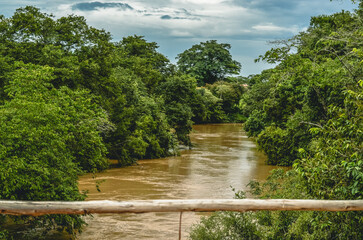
[78,124,281,240]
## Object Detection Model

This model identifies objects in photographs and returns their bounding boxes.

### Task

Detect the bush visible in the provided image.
[244,110,267,137]
[256,126,296,166]
[0,63,111,234]
[189,211,262,240]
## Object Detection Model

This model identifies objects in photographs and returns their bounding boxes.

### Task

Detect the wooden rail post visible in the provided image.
[179,211,183,240]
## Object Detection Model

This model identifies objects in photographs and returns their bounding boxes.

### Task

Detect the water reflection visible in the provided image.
[78,124,282,239]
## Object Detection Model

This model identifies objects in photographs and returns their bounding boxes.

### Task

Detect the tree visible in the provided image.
[103,67,176,165]
[0,6,114,91]
[157,75,199,146]
[176,40,241,85]
[0,63,112,235]
[113,35,172,91]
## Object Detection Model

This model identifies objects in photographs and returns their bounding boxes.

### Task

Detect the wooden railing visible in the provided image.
[2,199,363,240]
[2,199,363,216]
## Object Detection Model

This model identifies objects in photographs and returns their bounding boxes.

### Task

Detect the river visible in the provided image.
[78,124,281,239]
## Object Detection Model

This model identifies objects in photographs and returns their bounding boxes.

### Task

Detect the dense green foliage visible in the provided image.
[190,2,363,239]
[190,78,247,124]
[157,75,198,146]
[112,35,172,91]
[101,67,175,164]
[0,63,110,235]
[241,5,362,167]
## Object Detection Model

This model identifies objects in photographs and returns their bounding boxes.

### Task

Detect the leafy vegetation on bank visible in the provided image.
[241,3,362,167]
[190,1,363,239]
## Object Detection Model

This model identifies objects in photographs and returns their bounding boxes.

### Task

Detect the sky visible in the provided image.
[0,0,359,76]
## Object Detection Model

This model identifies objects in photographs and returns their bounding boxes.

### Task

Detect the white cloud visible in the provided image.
[170,30,194,37]
[252,23,300,34]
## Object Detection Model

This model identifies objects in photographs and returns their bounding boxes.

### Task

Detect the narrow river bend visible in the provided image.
[78,124,280,239]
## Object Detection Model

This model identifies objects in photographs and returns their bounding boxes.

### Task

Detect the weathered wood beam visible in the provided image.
[1,199,363,216]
